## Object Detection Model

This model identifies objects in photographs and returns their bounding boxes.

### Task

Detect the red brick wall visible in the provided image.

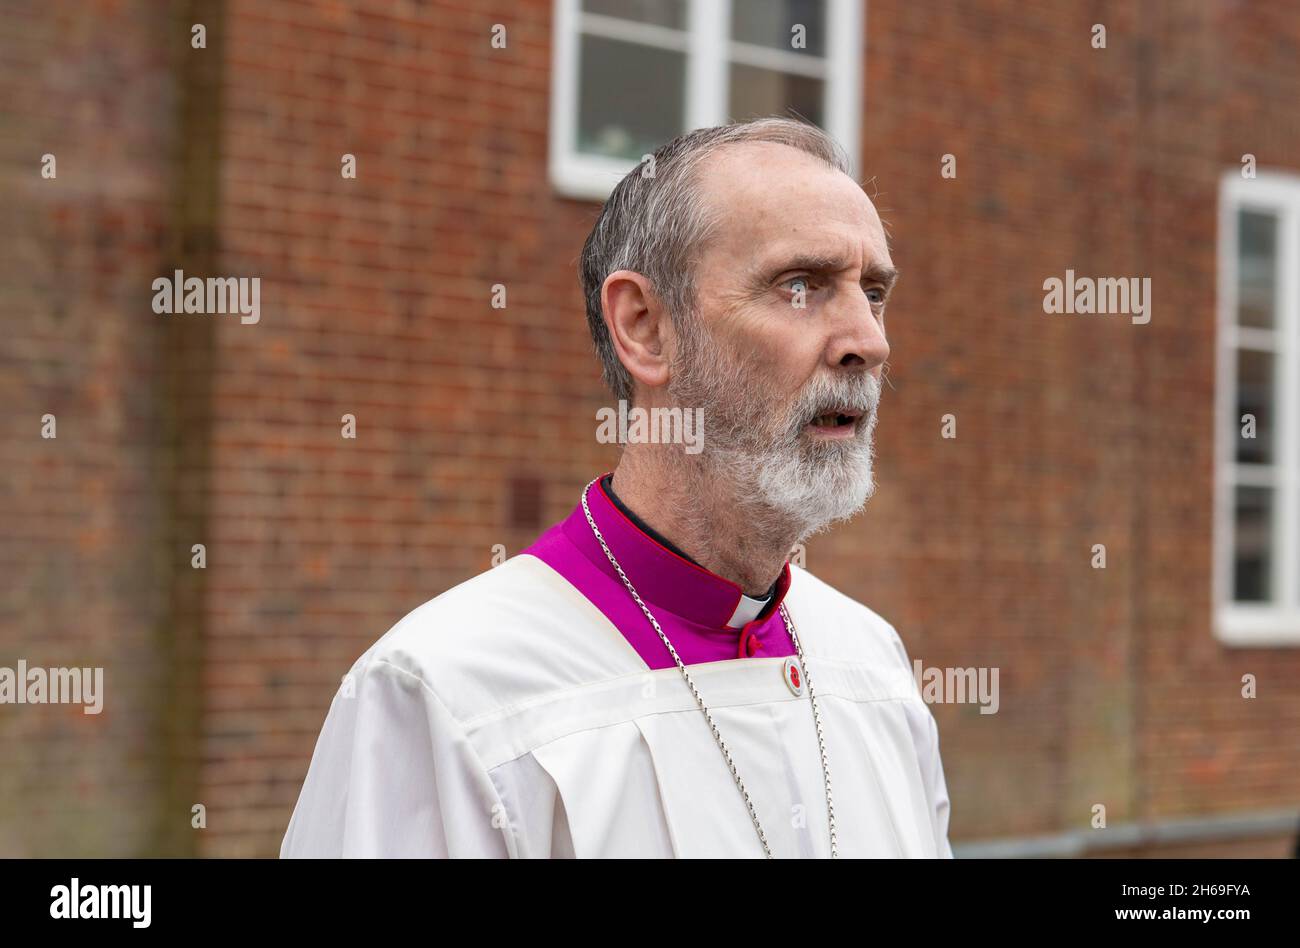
[0,0,183,856]
[856,0,1300,844]
[4,0,1297,857]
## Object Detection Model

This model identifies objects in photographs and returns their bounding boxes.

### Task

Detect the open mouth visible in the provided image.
[806,409,862,432]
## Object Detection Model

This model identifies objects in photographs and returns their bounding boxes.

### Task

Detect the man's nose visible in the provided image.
[826,298,890,372]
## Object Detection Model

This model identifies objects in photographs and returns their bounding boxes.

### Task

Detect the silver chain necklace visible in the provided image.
[580,477,838,858]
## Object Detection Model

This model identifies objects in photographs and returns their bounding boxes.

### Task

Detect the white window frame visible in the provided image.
[1215,170,1300,645]
[549,0,864,201]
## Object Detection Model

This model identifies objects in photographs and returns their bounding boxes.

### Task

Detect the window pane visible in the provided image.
[731,0,827,56]
[1237,209,1277,329]
[1233,486,1274,602]
[729,63,824,126]
[1235,348,1275,464]
[583,0,687,30]
[578,35,685,160]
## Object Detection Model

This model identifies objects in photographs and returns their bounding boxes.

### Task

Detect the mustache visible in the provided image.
[791,374,882,427]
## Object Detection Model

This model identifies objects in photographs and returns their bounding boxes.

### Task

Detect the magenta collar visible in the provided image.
[522,473,796,669]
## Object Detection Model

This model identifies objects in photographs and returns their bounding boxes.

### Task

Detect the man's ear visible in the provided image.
[602,269,671,391]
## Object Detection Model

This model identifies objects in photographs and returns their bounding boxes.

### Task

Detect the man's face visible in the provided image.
[667,141,895,537]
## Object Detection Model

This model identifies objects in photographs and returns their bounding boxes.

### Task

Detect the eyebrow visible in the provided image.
[751,253,900,292]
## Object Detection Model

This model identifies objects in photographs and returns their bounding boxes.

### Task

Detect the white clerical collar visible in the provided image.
[725,590,772,629]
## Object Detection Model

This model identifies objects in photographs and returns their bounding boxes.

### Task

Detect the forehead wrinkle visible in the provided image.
[747,239,895,286]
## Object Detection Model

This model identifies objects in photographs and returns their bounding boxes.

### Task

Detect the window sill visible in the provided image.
[1215,608,1300,646]
[550,153,635,203]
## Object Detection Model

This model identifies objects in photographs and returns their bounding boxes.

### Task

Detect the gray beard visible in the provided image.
[667,323,882,542]
[749,403,878,540]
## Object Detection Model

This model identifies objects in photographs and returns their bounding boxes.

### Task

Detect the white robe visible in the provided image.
[280,553,954,858]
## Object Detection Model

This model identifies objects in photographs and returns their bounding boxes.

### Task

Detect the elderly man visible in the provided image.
[282,117,953,858]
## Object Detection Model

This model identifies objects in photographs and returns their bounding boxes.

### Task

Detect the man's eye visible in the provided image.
[865,287,886,305]
[782,276,812,295]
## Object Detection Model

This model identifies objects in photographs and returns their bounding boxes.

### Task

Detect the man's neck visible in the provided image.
[608,450,798,597]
